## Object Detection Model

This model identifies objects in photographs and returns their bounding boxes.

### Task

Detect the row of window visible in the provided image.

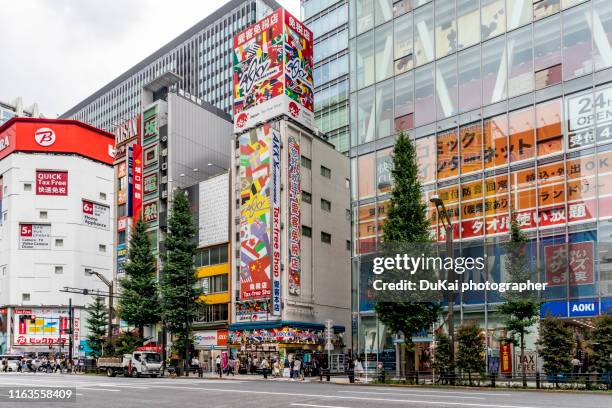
[315,29,350,62]
[307,2,348,39]
[195,302,229,323]
[195,244,229,268]
[197,273,229,295]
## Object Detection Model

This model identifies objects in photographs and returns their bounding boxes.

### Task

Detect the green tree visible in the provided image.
[374,131,441,374]
[537,317,573,387]
[104,331,143,357]
[433,331,453,384]
[159,190,200,373]
[498,213,540,387]
[86,296,108,358]
[456,322,485,385]
[119,218,161,339]
[589,314,612,375]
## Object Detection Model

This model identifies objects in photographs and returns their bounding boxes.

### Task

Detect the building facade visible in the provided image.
[0,98,42,126]
[331,0,612,372]
[0,118,115,356]
[302,0,350,153]
[61,0,280,131]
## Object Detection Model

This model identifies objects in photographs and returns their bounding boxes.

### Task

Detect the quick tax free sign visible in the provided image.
[36,170,68,196]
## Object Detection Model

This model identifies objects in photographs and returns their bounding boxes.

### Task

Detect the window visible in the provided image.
[358,153,376,199]
[356,0,374,35]
[507,0,531,31]
[40,211,48,219]
[200,274,228,294]
[563,3,593,80]
[508,26,534,98]
[416,135,436,184]
[414,2,434,66]
[484,114,508,169]
[100,192,107,201]
[195,303,229,323]
[481,0,505,41]
[302,225,312,237]
[55,238,63,247]
[55,266,63,275]
[374,0,393,26]
[24,183,32,191]
[99,244,106,253]
[534,15,562,89]
[346,240,351,250]
[509,106,535,162]
[375,22,393,82]
[302,191,312,204]
[394,12,413,73]
[457,0,480,49]
[301,155,312,169]
[321,165,332,179]
[458,46,481,113]
[321,198,332,212]
[195,244,229,268]
[394,71,414,131]
[346,209,351,221]
[321,231,332,244]
[356,31,375,89]
[414,64,435,127]
[376,79,394,139]
[435,0,456,58]
[436,54,458,119]
[437,129,459,179]
[536,98,563,156]
[482,36,507,105]
[593,0,612,71]
[376,147,393,194]
[22,293,30,302]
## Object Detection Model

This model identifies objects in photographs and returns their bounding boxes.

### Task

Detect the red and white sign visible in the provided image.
[34,127,56,146]
[117,217,128,232]
[193,330,229,348]
[19,223,51,249]
[82,199,110,230]
[132,144,143,220]
[36,170,68,196]
[545,241,595,286]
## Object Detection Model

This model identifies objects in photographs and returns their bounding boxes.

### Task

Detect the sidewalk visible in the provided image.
[181,372,361,384]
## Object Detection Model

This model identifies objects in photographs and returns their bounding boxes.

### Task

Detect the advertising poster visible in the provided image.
[233,9,313,132]
[287,134,301,297]
[544,241,595,286]
[143,200,158,224]
[198,173,229,247]
[235,301,269,322]
[239,125,274,301]
[13,309,80,355]
[270,129,281,315]
[132,144,143,220]
[82,200,110,230]
[36,170,68,196]
[113,115,140,159]
[142,106,158,145]
[500,343,513,375]
[19,223,51,249]
[143,173,158,196]
[116,243,127,276]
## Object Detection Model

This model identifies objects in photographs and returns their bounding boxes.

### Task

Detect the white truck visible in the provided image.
[98,351,163,378]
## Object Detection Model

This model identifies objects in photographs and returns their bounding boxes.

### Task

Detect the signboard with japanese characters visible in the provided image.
[143,200,158,225]
[567,86,612,149]
[82,200,110,230]
[13,308,80,355]
[116,243,127,276]
[287,134,301,298]
[233,8,314,133]
[142,106,158,146]
[36,170,68,196]
[18,223,51,249]
[143,173,158,196]
[545,241,594,286]
[113,115,141,159]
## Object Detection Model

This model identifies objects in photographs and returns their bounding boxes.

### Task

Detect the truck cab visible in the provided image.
[123,351,162,378]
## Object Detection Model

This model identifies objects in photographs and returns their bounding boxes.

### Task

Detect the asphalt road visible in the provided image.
[0,373,610,408]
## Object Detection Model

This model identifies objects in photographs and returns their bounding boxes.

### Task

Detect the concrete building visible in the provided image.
[229,118,351,366]
[0,118,115,356]
[0,98,43,126]
[60,0,280,131]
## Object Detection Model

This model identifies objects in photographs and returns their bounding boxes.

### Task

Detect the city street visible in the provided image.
[0,373,610,408]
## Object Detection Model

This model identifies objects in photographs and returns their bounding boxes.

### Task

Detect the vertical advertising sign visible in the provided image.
[142,106,159,145]
[287,134,301,296]
[500,343,513,375]
[233,9,314,132]
[132,145,143,220]
[113,115,141,160]
[271,129,281,315]
[239,125,274,301]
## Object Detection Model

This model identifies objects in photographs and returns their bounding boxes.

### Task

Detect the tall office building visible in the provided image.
[61,0,280,131]
[302,0,350,153]
[302,0,612,372]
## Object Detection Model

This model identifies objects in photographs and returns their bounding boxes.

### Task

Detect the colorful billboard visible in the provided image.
[239,124,280,302]
[36,170,68,196]
[233,8,314,133]
[13,308,80,355]
[131,144,143,220]
[287,134,301,296]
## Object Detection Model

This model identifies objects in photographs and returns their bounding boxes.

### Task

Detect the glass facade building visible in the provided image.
[334,0,612,369]
[303,0,351,153]
[61,0,279,131]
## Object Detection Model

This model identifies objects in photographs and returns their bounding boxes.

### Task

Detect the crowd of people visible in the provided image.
[1,355,77,373]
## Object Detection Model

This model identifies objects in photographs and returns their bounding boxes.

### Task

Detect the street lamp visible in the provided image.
[85,269,114,340]
[429,194,456,383]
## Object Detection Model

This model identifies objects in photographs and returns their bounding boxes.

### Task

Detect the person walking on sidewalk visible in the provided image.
[227,357,235,376]
[216,355,222,378]
[292,358,302,380]
[260,357,269,379]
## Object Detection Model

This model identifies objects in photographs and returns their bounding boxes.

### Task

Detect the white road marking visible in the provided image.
[78,387,120,392]
[338,390,485,400]
[372,387,513,396]
[152,385,544,408]
[97,384,149,389]
[292,404,353,408]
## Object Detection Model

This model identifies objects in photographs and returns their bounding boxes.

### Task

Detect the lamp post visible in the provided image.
[429,194,455,384]
[85,269,114,340]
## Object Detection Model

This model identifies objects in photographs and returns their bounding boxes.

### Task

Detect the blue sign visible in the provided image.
[602,298,612,314]
[569,299,598,317]
[540,300,567,318]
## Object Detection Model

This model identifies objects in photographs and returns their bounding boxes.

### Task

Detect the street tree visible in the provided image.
[537,317,573,388]
[432,331,453,384]
[86,296,108,358]
[119,218,161,339]
[498,213,540,387]
[456,321,485,385]
[374,131,441,375]
[588,314,612,375]
[159,189,201,373]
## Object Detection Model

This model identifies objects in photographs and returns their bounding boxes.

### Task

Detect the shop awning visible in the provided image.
[229,320,345,333]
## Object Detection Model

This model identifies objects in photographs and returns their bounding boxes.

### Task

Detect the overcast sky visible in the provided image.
[0,0,300,117]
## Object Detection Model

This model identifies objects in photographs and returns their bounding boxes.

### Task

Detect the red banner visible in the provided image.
[544,241,595,286]
[36,170,68,196]
[132,144,143,220]
[500,343,512,374]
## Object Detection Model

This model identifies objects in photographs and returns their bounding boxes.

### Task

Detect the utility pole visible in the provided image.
[85,269,114,339]
[68,298,73,371]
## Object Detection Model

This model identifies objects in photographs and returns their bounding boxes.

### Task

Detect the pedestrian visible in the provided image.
[571,356,582,374]
[293,358,302,380]
[252,356,258,375]
[191,355,200,377]
[216,355,222,378]
[1,358,7,372]
[354,358,364,378]
[273,359,281,377]
[260,357,269,379]
[227,357,235,376]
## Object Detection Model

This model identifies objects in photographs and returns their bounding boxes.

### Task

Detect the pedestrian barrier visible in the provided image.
[319,369,355,383]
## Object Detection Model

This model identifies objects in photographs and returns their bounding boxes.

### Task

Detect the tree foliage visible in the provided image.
[159,190,200,363]
[537,317,573,385]
[119,218,161,339]
[456,322,485,385]
[104,331,143,357]
[589,314,612,374]
[86,296,108,358]
[433,331,453,382]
